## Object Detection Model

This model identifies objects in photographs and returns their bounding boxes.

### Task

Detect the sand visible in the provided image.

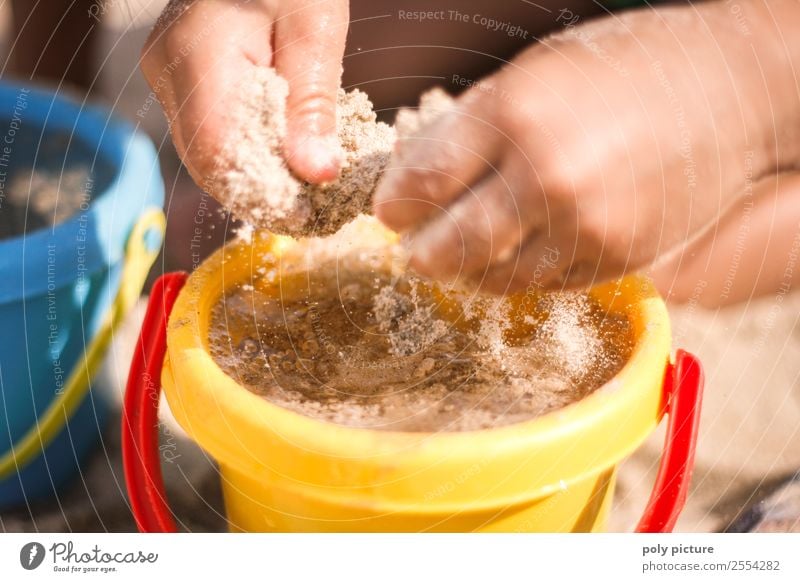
[213,67,395,237]
[0,126,115,240]
[213,69,464,238]
[393,87,457,137]
[208,221,633,432]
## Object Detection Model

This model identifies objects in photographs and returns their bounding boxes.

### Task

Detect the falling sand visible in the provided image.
[208,220,633,432]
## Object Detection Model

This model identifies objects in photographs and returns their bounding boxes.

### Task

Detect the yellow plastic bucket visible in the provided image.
[122,222,703,533]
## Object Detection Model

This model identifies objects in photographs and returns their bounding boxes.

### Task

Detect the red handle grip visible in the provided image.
[635,349,704,533]
[122,272,187,533]
[122,275,703,533]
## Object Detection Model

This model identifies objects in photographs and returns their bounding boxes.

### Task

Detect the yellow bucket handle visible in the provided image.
[0,208,166,479]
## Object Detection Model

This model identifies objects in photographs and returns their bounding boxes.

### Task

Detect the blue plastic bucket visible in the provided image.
[0,82,165,508]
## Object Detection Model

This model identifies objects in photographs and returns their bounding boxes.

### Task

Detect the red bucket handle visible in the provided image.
[122,272,187,533]
[122,273,704,533]
[635,349,704,532]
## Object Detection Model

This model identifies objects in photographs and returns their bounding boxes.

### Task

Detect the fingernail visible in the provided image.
[303,135,342,181]
[406,227,437,276]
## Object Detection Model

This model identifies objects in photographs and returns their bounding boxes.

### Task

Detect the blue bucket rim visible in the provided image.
[0,82,164,303]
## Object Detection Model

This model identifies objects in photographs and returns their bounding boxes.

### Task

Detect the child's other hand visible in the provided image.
[374,2,786,293]
[141,0,348,186]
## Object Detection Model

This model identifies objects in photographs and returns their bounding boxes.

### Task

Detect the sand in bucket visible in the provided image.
[0,125,115,239]
[208,219,634,433]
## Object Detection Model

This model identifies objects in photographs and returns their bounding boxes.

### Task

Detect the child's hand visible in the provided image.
[374,2,790,293]
[141,0,348,186]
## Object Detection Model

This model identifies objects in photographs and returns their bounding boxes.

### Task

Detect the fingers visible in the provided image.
[474,227,630,295]
[275,0,349,183]
[405,162,538,282]
[141,1,273,186]
[471,237,569,295]
[373,90,505,233]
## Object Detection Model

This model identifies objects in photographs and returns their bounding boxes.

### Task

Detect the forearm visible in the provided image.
[653,172,800,306]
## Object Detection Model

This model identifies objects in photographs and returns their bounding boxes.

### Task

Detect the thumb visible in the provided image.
[275,1,349,183]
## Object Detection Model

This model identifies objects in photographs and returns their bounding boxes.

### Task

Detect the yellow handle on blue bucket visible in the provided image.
[0,209,166,479]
